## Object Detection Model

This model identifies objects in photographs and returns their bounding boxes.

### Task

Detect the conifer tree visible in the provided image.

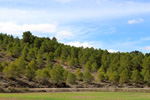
[83,71,94,83]
[25,59,37,80]
[11,44,21,57]
[21,44,29,60]
[14,57,26,75]
[144,70,150,83]
[37,54,44,68]
[97,70,105,82]
[50,65,64,84]
[92,62,99,72]
[84,61,92,72]
[46,52,54,64]
[35,68,50,82]
[22,31,32,43]
[50,68,57,84]
[109,71,119,83]
[119,69,130,83]
[66,73,76,84]
[3,62,17,78]
[75,69,83,81]
[63,70,68,81]
[27,49,35,61]
[131,69,141,83]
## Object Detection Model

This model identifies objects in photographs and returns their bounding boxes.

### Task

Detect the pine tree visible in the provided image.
[68,58,75,67]
[83,71,94,83]
[34,38,41,48]
[46,52,54,64]
[3,62,17,78]
[14,57,26,76]
[25,59,37,80]
[50,68,57,84]
[11,44,21,57]
[63,70,68,81]
[142,56,150,77]
[144,70,150,83]
[21,44,29,60]
[109,71,119,83]
[97,70,105,82]
[131,69,141,83]
[66,73,76,84]
[35,68,50,82]
[92,62,99,72]
[75,69,83,81]
[37,54,44,68]
[54,47,61,58]
[27,49,35,61]
[84,61,92,72]
[50,65,64,84]
[22,31,32,43]
[119,69,130,83]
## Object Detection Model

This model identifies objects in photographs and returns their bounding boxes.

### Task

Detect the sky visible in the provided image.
[0,0,150,53]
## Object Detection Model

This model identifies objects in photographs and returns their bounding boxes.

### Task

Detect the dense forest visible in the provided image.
[0,31,150,88]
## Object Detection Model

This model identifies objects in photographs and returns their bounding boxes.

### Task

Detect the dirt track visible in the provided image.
[27,88,150,93]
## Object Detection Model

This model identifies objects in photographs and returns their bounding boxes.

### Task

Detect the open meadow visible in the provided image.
[0,92,150,100]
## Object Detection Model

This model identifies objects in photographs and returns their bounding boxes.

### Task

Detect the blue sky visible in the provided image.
[0,0,150,53]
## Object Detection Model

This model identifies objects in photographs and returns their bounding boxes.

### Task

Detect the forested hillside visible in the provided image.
[0,31,150,88]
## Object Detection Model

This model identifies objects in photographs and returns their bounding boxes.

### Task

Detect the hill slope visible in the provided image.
[0,31,149,88]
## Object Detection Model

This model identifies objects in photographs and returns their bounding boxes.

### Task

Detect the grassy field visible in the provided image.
[0,92,150,100]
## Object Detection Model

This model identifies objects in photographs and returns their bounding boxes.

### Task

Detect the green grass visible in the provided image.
[0,92,150,100]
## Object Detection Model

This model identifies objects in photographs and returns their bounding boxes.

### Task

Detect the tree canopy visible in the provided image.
[0,32,149,87]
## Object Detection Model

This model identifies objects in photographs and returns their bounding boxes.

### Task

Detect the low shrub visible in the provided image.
[0,87,4,93]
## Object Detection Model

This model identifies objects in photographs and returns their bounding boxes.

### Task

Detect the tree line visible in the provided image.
[0,31,150,85]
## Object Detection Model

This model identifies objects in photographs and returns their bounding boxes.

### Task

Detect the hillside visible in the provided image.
[0,31,150,89]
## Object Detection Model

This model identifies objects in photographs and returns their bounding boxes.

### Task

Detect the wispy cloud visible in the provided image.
[145,46,150,51]
[66,41,103,49]
[0,1,150,23]
[56,30,73,40]
[0,0,149,53]
[128,18,144,24]
[104,37,150,53]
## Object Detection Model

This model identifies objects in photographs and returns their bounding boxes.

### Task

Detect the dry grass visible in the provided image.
[28,88,150,93]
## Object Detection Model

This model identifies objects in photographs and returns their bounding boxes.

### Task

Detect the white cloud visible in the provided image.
[145,46,150,51]
[56,30,73,40]
[0,1,150,23]
[67,41,94,48]
[108,49,118,53]
[0,22,56,36]
[23,24,56,33]
[128,18,144,24]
